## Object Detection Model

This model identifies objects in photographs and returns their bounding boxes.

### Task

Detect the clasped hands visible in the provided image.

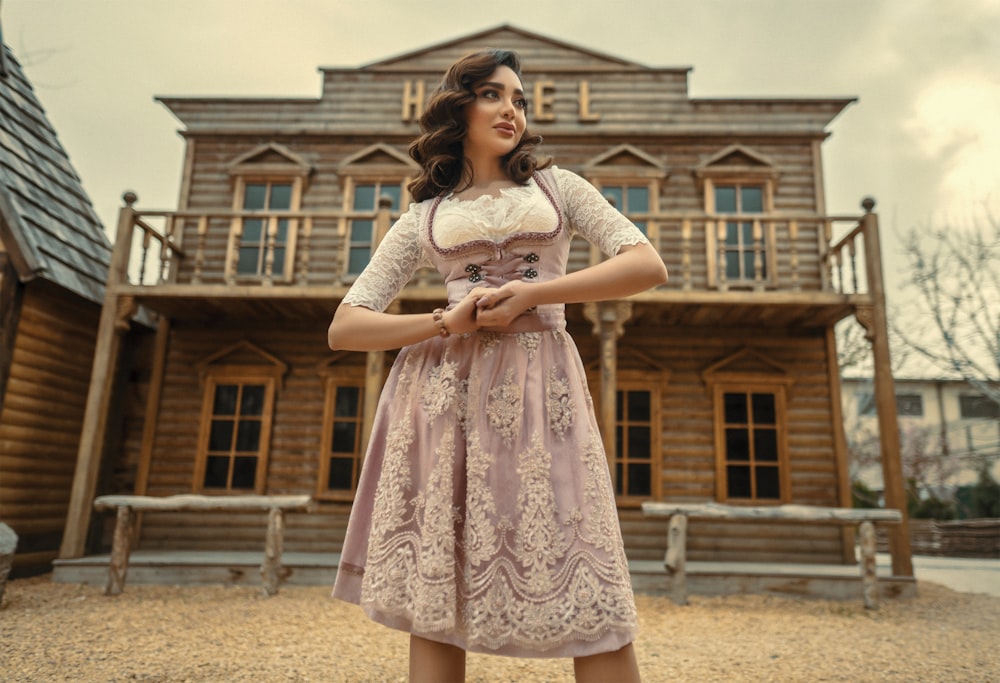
[443,281,537,334]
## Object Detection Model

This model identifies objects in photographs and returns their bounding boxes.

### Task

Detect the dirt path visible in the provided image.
[2,575,997,682]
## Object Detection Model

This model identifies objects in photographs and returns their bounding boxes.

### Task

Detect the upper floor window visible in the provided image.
[858,391,924,417]
[715,184,765,282]
[602,184,650,235]
[236,181,295,278]
[959,394,999,419]
[345,180,404,276]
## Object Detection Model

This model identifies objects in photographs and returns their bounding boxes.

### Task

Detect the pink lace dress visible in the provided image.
[332,167,648,658]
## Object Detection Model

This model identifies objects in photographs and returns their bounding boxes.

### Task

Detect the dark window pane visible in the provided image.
[628,426,651,458]
[615,462,623,496]
[633,221,648,235]
[615,425,623,456]
[756,467,780,499]
[725,252,740,279]
[627,187,648,213]
[727,465,751,498]
[754,428,778,461]
[627,391,651,421]
[332,422,357,453]
[381,185,401,210]
[715,187,736,213]
[354,185,376,210]
[276,219,289,241]
[204,456,229,488]
[627,463,651,496]
[897,394,924,417]
[241,385,266,416]
[616,391,623,420]
[351,220,373,242]
[238,246,260,274]
[858,392,876,416]
[603,187,623,209]
[743,252,756,279]
[959,395,1000,419]
[741,222,754,244]
[243,184,267,210]
[232,456,257,489]
[328,457,355,490]
[335,386,361,417]
[348,247,370,274]
[243,218,263,242]
[741,187,763,213]
[752,393,776,424]
[209,420,234,451]
[726,221,739,244]
[272,248,285,275]
[269,183,292,210]
[213,385,239,415]
[725,428,750,460]
[723,392,747,423]
[236,420,261,451]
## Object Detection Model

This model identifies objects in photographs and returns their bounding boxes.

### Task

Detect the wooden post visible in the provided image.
[664,514,688,606]
[60,193,138,560]
[362,349,384,455]
[105,505,134,596]
[859,520,878,609]
[260,507,284,597]
[860,198,913,577]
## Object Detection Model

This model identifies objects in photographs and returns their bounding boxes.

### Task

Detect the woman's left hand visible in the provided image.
[474,280,537,328]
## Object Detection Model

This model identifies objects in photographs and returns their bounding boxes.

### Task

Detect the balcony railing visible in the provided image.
[115,194,879,298]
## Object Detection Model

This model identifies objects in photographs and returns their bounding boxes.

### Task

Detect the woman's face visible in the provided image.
[463,65,527,160]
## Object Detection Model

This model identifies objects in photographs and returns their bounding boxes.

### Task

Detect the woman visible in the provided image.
[329,48,667,683]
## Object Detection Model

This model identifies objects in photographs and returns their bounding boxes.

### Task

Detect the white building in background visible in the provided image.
[841,377,1000,497]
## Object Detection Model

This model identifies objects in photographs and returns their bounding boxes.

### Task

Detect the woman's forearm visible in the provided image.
[328,305,440,351]
[531,241,668,306]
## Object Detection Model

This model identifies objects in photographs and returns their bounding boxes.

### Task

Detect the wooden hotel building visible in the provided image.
[52,26,914,592]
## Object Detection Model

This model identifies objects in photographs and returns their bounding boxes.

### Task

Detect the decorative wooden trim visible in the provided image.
[195,339,289,389]
[227,142,312,177]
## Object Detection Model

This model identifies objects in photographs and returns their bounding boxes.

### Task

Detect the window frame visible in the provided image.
[958,394,999,420]
[226,174,305,284]
[317,369,367,501]
[586,175,661,267]
[193,369,277,494]
[613,379,662,505]
[704,178,776,290]
[712,382,791,504]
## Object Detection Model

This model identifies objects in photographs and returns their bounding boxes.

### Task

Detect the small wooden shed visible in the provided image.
[0,41,112,573]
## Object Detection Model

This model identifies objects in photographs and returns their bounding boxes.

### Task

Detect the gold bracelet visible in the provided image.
[432,308,450,338]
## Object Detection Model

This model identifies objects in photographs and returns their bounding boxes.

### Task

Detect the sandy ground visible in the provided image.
[1,575,998,682]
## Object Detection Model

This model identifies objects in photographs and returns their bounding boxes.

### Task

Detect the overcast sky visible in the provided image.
[4,0,999,298]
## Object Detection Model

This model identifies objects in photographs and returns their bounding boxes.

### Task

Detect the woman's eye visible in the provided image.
[480,90,499,99]
[515,99,528,109]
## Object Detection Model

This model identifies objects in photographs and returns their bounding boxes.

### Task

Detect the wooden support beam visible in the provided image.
[859,520,878,609]
[664,514,687,606]
[105,505,134,596]
[260,508,284,597]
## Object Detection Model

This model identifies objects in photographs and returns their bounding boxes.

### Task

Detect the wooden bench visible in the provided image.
[641,502,903,609]
[93,494,313,597]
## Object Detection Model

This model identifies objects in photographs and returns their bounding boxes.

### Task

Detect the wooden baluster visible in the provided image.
[835,250,844,294]
[138,229,152,284]
[681,218,692,291]
[297,216,312,284]
[228,218,242,286]
[821,219,833,292]
[849,238,859,293]
[716,221,728,291]
[193,216,209,284]
[753,218,764,290]
[263,216,277,286]
[789,220,800,292]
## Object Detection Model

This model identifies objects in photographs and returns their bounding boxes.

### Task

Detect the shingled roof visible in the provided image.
[0,42,111,305]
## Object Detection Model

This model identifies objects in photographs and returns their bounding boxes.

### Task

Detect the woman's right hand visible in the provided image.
[443,287,496,335]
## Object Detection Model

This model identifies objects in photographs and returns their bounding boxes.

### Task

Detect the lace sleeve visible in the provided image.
[553,167,650,256]
[341,205,426,312]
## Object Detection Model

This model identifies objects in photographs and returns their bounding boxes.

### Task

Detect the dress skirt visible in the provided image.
[332,317,638,658]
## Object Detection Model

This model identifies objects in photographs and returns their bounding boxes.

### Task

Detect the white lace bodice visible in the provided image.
[342,167,649,312]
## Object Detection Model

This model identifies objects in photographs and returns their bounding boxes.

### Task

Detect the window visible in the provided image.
[236,181,294,278]
[896,393,924,417]
[714,385,788,503]
[195,378,275,493]
[715,184,765,282]
[615,389,655,498]
[959,395,999,419]
[602,184,649,235]
[319,379,366,498]
[346,181,403,275]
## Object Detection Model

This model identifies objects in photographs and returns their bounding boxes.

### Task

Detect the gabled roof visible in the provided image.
[356,24,654,73]
[0,43,111,305]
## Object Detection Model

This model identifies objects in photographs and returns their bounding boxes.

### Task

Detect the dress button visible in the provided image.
[469,272,483,283]
[523,252,539,263]
[523,268,538,279]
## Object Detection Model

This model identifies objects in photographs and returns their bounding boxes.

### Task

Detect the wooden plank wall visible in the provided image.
[0,284,100,568]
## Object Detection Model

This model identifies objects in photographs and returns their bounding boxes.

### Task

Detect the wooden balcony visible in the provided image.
[109,193,882,330]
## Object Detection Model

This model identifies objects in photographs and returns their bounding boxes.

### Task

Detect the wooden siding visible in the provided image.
[0,284,99,566]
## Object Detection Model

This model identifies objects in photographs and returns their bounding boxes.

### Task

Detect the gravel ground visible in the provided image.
[1,574,998,682]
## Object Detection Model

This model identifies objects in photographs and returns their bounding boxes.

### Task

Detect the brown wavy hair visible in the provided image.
[407,48,550,202]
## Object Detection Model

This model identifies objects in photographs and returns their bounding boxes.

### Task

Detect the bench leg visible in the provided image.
[859,520,878,609]
[664,514,688,606]
[106,506,134,596]
[260,508,284,596]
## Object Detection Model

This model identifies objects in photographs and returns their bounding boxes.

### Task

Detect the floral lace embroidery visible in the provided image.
[553,168,648,257]
[342,207,429,312]
[545,368,575,437]
[463,429,500,567]
[421,357,459,421]
[479,332,501,356]
[486,368,522,446]
[515,434,570,596]
[579,433,624,555]
[516,331,542,359]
